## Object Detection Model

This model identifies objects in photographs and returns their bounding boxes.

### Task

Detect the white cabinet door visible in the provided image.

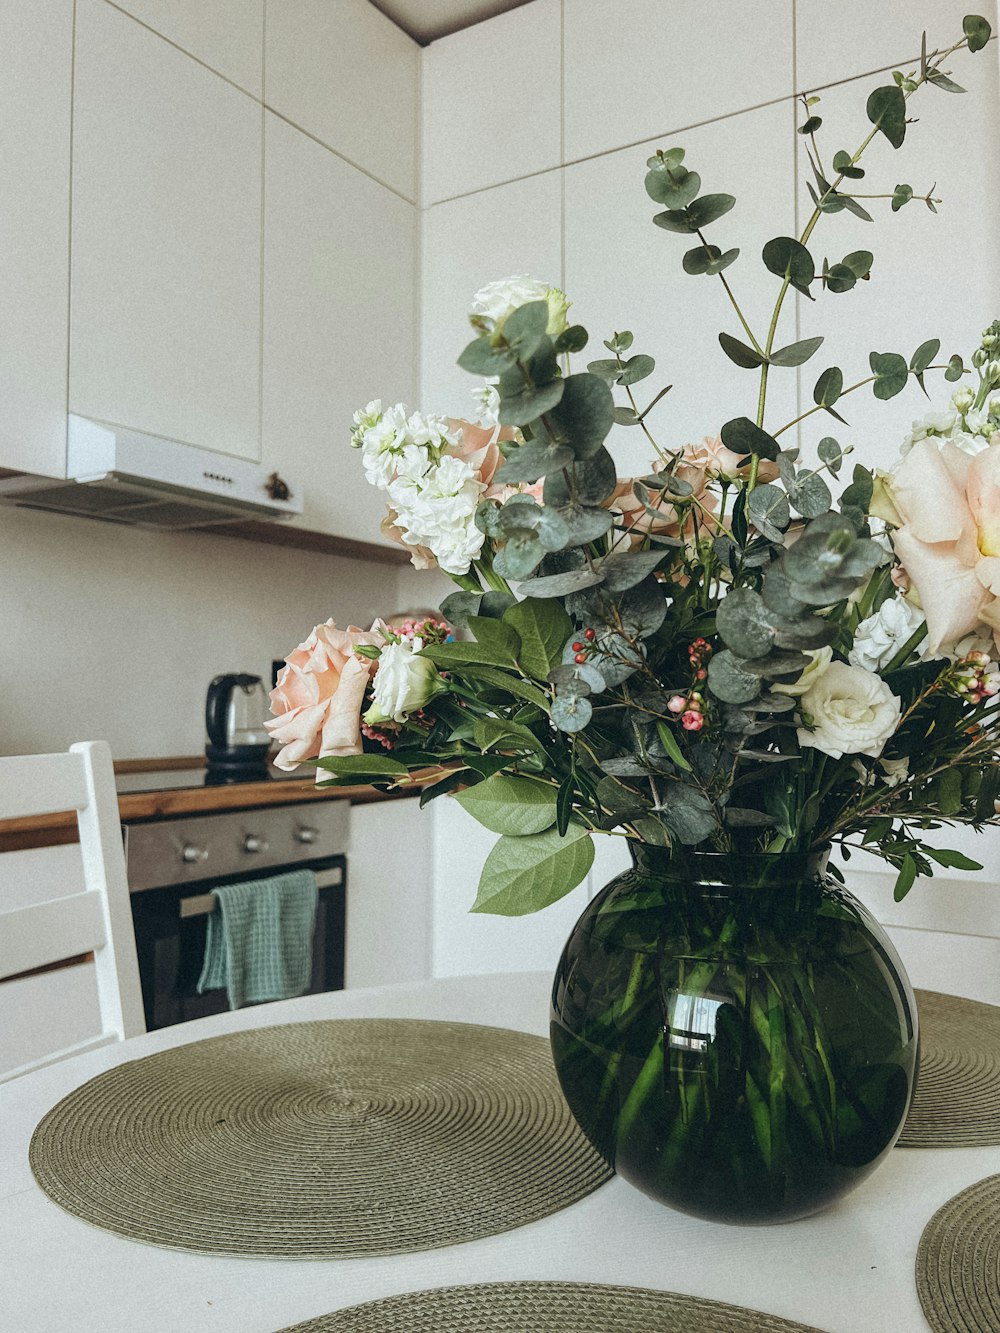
[109,0,264,95]
[70,0,262,461]
[265,0,419,202]
[262,113,416,542]
[430,800,589,980]
[345,800,432,988]
[0,0,72,477]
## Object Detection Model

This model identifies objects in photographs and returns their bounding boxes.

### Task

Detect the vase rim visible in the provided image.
[626,842,831,882]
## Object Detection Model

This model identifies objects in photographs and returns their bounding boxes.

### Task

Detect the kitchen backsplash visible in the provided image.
[2,505,402,758]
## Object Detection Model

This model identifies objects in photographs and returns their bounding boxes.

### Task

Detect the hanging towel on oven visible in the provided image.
[197,869,318,1010]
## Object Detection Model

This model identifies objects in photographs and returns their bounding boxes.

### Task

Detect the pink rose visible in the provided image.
[887,438,1000,653]
[267,619,387,772]
[675,435,779,485]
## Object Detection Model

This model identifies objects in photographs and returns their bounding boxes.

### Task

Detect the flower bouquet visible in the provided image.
[270,15,998,1222]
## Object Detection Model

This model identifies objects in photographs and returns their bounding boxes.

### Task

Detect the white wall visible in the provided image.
[1,505,400,758]
[418,0,1000,981]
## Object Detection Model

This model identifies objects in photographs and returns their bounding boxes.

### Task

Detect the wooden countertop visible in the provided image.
[0,758,418,852]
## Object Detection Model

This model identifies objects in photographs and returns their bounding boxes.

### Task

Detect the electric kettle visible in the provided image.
[205,673,272,774]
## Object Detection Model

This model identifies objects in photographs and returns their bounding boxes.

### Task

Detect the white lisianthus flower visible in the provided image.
[364,641,443,725]
[773,646,833,698]
[471,382,501,429]
[848,595,926,671]
[797,661,901,760]
[470,274,570,338]
[388,453,486,576]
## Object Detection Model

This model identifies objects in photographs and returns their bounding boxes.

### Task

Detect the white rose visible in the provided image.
[364,642,443,725]
[848,595,926,672]
[470,274,570,337]
[797,661,901,760]
[773,646,833,697]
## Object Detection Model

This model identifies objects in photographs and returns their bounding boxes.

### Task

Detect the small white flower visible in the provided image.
[848,595,926,672]
[471,382,501,428]
[365,641,442,725]
[951,384,976,413]
[949,428,990,456]
[797,661,901,760]
[879,756,910,787]
[469,274,570,338]
[388,454,486,576]
[773,646,833,698]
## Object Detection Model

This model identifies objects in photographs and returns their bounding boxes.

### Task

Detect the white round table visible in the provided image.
[0,972,989,1332]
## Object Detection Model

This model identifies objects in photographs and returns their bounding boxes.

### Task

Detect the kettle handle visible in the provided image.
[206,673,265,746]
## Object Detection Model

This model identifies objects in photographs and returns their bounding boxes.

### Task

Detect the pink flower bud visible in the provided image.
[681,710,704,731]
[667,695,687,713]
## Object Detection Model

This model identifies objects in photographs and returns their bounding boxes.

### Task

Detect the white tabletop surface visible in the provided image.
[0,971,992,1333]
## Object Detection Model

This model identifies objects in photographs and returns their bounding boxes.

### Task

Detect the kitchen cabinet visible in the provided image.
[265,0,419,203]
[421,0,561,205]
[0,0,72,478]
[109,0,264,96]
[563,102,799,476]
[262,112,417,542]
[345,799,432,988]
[69,0,262,462]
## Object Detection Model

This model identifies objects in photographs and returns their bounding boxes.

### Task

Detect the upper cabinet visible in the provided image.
[106,0,264,95]
[262,113,417,541]
[0,0,73,478]
[265,0,420,202]
[69,0,263,462]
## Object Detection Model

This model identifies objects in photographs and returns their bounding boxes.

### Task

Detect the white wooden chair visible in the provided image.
[0,740,145,1081]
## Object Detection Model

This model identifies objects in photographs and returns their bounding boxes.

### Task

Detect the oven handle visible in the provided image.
[178,865,344,919]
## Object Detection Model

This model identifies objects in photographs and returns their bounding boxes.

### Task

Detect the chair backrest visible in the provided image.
[0,741,145,1081]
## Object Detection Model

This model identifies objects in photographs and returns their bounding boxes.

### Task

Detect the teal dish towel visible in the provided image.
[197,870,319,1011]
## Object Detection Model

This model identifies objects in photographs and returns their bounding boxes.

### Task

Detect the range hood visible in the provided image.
[0,416,304,529]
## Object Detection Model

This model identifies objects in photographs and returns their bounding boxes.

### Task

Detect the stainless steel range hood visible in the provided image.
[0,416,304,529]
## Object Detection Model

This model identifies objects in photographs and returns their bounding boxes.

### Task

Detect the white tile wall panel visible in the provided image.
[110,0,264,95]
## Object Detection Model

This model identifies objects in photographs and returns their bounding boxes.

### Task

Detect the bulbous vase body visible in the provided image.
[550,848,917,1224]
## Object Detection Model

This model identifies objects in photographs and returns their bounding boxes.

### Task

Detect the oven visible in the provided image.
[125,800,348,1031]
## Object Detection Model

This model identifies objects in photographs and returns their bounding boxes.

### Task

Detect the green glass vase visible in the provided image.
[550,846,918,1224]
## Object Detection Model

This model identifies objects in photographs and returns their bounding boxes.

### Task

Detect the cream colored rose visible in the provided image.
[364,641,443,725]
[267,619,386,772]
[797,661,901,760]
[469,274,570,337]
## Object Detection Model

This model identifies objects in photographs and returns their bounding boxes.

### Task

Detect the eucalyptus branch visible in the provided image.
[771,362,953,438]
[694,226,765,355]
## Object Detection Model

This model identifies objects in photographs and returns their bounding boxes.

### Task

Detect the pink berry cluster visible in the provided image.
[361,720,395,750]
[391,616,452,647]
[666,637,713,733]
[950,650,1000,704]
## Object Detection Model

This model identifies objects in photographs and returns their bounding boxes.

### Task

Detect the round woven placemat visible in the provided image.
[916,1174,1000,1333]
[899,989,1000,1148]
[28,1019,611,1257]
[279,1281,828,1332]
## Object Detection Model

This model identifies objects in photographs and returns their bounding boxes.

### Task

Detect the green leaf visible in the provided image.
[502,300,550,360]
[439,590,482,629]
[682,244,740,275]
[494,442,575,483]
[720,416,781,462]
[769,335,824,368]
[543,447,617,506]
[893,851,918,902]
[466,615,520,662]
[613,406,640,426]
[708,650,762,704]
[866,85,907,148]
[314,753,408,779]
[556,774,575,836]
[554,324,589,354]
[658,785,718,845]
[498,376,565,428]
[472,717,545,756]
[423,637,517,671]
[436,660,552,710]
[644,163,701,208]
[716,588,776,659]
[504,597,572,679]
[471,824,594,915]
[891,182,913,212]
[910,337,940,373]
[545,372,615,459]
[619,354,655,385]
[963,14,991,52]
[688,193,736,227]
[814,366,844,408]
[719,332,766,369]
[786,470,833,519]
[551,693,593,732]
[654,720,693,772]
[926,69,966,93]
[798,114,822,134]
[748,483,790,542]
[924,847,983,871]
[456,772,558,836]
[945,353,966,382]
[457,335,515,376]
[869,350,909,400]
[838,194,874,223]
[762,236,815,294]
[517,567,605,599]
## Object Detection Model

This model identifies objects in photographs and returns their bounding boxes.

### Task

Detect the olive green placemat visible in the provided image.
[28,1019,611,1258]
[916,1174,1000,1333]
[279,1281,828,1332]
[899,990,1000,1148]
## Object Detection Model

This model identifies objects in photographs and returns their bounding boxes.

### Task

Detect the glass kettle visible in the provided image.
[205,673,272,773]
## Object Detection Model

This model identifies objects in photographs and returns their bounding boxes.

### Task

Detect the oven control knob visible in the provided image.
[295,825,318,844]
[243,834,269,854]
[182,844,209,864]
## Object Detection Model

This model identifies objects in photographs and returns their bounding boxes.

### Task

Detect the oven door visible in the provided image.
[125,802,349,1031]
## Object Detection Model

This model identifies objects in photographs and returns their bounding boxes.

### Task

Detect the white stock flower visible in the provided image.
[471,382,501,428]
[773,646,833,698]
[388,453,486,576]
[354,404,460,491]
[951,384,976,413]
[364,641,442,725]
[848,594,926,672]
[797,661,901,760]
[470,274,570,337]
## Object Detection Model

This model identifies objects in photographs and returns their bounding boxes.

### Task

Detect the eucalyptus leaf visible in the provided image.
[719,332,766,369]
[613,407,640,426]
[502,300,550,360]
[866,84,907,148]
[910,337,940,373]
[926,70,966,93]
[551,694,593,733]
[439,591,482,629]
[945,353,966,382]
[619,354,655,386]
[769,336,824,367]
[813,367,844,408]
[493,530,545,580]
[546,372,615,458]
[457,336,515,376]
[471,824,594,916]
[786,469,833,519]
[747,483,790,541]
[494,442,576,483]
[869,350,909,400]
[554,324,589,354]
[963,14,991,51]
[597,548,666,592]
[543,447,617,506]
[517,568,605,599]
[762,236,815,294]
[824,263,856,294]
[658,784,718,844]
[716,588,776,659]
[683,244,740,275]
[644,163,701,208]
[817,436,846,474]
[498,377,565,428]
[708,650,762,704]
[720,417,781,462]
